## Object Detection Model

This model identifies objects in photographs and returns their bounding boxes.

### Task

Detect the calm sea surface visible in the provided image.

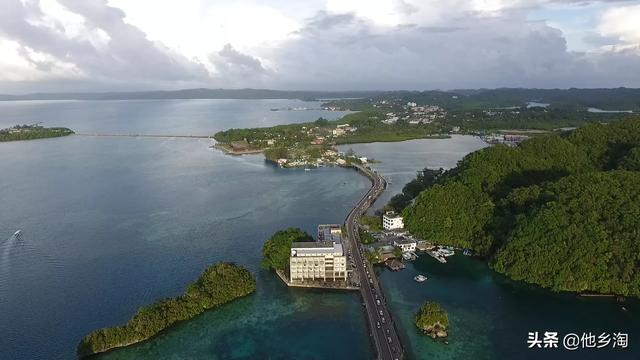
[0,100,637,360]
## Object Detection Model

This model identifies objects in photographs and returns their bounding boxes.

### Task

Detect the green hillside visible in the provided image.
[403,118,640,297]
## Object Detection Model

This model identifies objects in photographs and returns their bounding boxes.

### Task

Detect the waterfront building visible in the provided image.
[318,224,342,243]
[289,241,347,281]
[332,128,345,136]
[383,211,404,230]
[393,237,417,253]
[289,224,347,282]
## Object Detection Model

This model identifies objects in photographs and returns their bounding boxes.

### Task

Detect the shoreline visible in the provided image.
[212,143,265,155]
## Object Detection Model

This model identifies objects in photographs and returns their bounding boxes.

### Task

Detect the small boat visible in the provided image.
[463,249,472,256]
[439,248,455,257]
[414,275,428,282]
[402,252,417,261]
[13,230,21,237]
[304,168,312,171]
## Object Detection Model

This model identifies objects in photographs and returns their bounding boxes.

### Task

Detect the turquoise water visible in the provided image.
[1,100,637,359]
[379,255,638,360]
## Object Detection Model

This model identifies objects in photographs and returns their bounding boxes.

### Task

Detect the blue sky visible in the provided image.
[529,2,610,51]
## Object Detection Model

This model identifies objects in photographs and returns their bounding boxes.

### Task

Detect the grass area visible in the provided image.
[360,215,383,232]
[358,228,375,244]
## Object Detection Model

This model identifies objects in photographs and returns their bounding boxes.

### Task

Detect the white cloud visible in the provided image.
[0,0,639,92]
[598,4,640,47]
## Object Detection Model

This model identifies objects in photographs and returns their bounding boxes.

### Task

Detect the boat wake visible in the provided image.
[0,232,19,271]
[0,231,65,304]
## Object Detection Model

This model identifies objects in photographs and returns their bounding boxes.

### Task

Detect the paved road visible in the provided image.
[344,165,404,360]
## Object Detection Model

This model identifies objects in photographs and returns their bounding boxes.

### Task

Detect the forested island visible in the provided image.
[0,124,74,142]
[400,118,640,297]
[261,228,312,271]
[415,302,449,339]
[77,263,256,357]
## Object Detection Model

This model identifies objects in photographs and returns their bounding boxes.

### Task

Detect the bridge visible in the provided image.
[345,164,404,360]
[74,133,212,139]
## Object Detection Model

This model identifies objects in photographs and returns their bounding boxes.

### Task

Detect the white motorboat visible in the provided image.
[414,274,428,282]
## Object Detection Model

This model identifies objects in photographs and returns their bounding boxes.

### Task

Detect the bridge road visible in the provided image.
[344,165,404,360]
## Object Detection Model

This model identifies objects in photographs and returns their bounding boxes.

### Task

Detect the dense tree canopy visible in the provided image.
[403,118,640,297]
[617,147,640,171]
[402,182,494,251]
[77,263,256,357]
[415,301,449,333]
[0,125,74,142]
[492,171,640,297]
[387,168,443,212]
[261,228,312,270]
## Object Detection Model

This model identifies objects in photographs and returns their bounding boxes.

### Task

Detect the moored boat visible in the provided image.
[414,274,428,282]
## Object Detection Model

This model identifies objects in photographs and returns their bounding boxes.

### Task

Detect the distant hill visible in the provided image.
[402,117,640,297]
[402,88,640,111]
[0,88,385,101]
[2,87,638,111]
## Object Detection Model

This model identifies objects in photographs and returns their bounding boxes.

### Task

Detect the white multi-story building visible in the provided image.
[289,241,347,281]
[383,211,404,230]
[393,237,417,253]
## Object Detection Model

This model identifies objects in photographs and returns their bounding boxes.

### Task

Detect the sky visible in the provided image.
[0,0,639,93]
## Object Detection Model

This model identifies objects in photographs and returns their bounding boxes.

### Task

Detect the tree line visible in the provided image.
[77,263,256,357]
[402,118,640,297]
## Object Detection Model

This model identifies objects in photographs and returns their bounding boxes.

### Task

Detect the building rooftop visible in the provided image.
[292,241,335,249]
[384,211,402,219]
[393,237,416,245]
[291,241,344,257]
[318,224,342,244]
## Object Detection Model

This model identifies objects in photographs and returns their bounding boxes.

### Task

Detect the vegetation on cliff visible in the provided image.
[77,263,256,357]
[402,118,640,297]
[415,302,449,338]
[0,124,74,142]
[492,171,640,297]
[386,168,443,213]
[260,228,313,271]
